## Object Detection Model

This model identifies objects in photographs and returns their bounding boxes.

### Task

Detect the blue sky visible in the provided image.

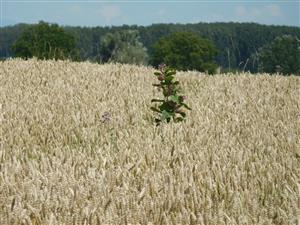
[0,0,299,27]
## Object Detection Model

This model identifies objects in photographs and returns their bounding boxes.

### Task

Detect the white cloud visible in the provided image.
[69,5,83,15]
[158,9,167,16]
[235,4,282,19]
[252,8,262,17]
[99,5,122,22]
[235,6,247,17]
[265,4,282,17]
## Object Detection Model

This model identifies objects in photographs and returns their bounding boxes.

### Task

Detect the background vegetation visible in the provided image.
[99,29,148,65]
[151,32,218,74]
[257,35,300,75]
[12,21,77,60]
[1,21,300,74]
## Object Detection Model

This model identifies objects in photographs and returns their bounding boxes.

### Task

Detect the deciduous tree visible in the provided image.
[258,35,300,75]
[12,21,76,60]
[150,32,218,74]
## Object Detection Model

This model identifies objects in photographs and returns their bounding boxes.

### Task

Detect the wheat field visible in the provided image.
[0,59,300,225]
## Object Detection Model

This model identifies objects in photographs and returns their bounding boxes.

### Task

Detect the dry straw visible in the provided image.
[0,58,300,225]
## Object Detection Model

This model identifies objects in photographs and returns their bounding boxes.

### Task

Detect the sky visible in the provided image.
[0,0,299,27]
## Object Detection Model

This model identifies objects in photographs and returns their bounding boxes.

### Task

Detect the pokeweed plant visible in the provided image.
[151,64,191,126]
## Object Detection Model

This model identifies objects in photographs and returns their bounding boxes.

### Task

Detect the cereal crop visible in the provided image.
[0,59,299,225]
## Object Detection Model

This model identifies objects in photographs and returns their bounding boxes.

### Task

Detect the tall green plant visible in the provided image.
[151,64,191,126]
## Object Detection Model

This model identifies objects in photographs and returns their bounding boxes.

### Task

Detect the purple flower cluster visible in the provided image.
[101,111,111,123]
[158,63,166,71]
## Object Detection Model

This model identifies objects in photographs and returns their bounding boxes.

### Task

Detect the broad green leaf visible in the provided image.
[159,102,174,112]
[166,70,176,76]
[161,110,171,120]
[164,75,174,83]
[151,99,164,103]
[169,95,179,103]
[154,72,161,76]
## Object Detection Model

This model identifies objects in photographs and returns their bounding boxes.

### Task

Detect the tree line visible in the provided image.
[0,21,299,75]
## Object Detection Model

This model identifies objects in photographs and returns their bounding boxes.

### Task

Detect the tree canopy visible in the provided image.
[150,32,218,74]
[1,22,299,73]
[257,35,300,75]
[99,30,148,65]
[12,21,76,60]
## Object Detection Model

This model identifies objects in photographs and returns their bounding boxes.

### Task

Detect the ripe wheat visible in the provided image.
[0,59,299,225]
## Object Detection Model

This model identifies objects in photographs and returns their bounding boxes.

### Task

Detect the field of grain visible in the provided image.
[0,59,300,225]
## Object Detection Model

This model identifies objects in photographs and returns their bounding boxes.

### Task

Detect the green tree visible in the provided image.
[12,21,76,60]
[99,30,148,65]
[258,35,300,75]
[3,22,300,68]
[150,32,218,74]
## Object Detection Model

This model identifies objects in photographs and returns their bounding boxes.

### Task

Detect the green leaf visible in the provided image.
[155,118,161,122]
[182,103,192,110]
[169,95,179,103]
[174,117,185,123]
[166,70,176,76]
[154,72,162,76]
[162,89,169,96]
[151,99,164,103]
[150,107,161,113]
[159,102,174,112]
[164,75,174,83]
[177,111,186,117]
[155,118,161,126]
[161,110,171,120]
